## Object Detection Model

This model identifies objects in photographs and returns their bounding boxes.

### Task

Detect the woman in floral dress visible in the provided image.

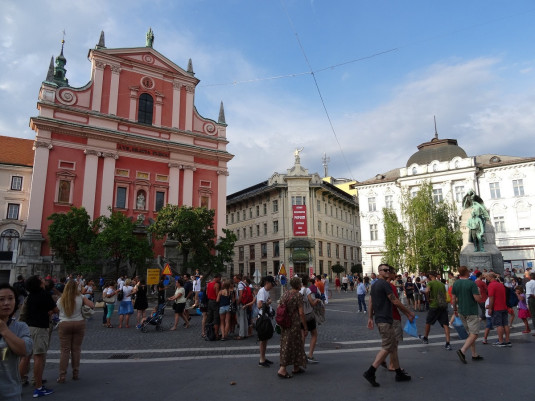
[277,277,308,378]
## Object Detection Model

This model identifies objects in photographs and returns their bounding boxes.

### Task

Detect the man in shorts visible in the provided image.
[487,273,511,347]
[451,266,483,364]
[420,271,452,350]
[19,275,57,397]
[363,264,415,387]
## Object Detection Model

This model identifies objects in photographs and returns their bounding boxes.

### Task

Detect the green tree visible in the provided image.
[47,206,95,271]
[351,263,363,275]
[92,209,153,278]
[149,205,234,275]
[331,263,345,275]
[382,207,407,270]
[383,181,462,273]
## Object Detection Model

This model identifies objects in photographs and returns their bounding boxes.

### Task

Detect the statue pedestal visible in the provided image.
[459,246,504,276]
[459,209,503,275]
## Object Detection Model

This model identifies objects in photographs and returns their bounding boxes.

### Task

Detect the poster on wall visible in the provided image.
[293,205,307,236]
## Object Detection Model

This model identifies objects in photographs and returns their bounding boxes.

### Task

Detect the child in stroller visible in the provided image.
[137,303,167,332]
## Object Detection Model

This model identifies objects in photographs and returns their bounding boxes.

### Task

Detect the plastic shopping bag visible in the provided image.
[403,315,418,338]
[452,316,468,340]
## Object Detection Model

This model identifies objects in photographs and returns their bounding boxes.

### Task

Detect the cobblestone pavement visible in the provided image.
[22,290,534,400]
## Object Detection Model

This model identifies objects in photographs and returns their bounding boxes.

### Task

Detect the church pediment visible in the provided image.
[91,47,198,82]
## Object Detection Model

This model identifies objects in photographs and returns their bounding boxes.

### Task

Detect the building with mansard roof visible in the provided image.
[354,133,535,274]
[19,30,233,270]
[226,151,360,279]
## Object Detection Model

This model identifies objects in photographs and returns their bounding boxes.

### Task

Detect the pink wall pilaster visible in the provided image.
[168,163,181,205]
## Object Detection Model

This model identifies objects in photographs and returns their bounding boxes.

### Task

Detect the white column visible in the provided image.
[100,152,118,217]
[129,87,139,121]
[91,61,105,112]
[182,165,195,206]
[217,169,229,237]
[172,81,181,129]
[168,163,180,205]
[108,64,121,115]
[26,140,52,230]
[184,85,194,131]
[82,150,100,220]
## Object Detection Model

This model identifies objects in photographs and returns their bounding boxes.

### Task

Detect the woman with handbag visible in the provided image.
[56,280,94,383]
[103,282,117,328]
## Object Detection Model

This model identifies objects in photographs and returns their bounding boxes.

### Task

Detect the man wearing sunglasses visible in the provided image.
[363,264,415,387]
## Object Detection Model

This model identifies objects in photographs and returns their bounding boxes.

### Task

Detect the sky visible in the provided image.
[2,0,535,194]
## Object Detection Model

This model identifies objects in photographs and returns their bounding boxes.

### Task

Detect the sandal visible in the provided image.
[278,372,293,379]
[106,324,113,328]
[292,368,305,374]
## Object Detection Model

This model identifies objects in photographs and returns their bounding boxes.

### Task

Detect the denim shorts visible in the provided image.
[219,305,230,314]
[119,300,134,315]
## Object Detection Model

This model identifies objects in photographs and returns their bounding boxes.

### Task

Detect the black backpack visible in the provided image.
[505,286,518,308]
[205,323,217,341]
[255,305,274,341]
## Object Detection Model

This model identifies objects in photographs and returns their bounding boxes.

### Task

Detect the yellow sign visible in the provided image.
[279,264,287,276]
[146,269,160,285]
[162,263,172,276]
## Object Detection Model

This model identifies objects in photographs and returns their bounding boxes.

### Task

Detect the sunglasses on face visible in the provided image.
[380,269,391,273]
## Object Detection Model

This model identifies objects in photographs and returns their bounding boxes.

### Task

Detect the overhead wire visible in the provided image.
[279,0,356,182]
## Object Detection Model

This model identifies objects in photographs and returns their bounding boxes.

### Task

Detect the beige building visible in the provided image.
[0,136,34,282]
[226,152,361,279]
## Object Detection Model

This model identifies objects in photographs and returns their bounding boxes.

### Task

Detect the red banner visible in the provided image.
[293,205,307,236]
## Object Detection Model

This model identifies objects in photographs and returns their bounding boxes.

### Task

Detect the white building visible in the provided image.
[355,134,535,274]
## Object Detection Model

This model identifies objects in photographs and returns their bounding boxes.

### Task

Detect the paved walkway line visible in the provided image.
[43,332,526,364]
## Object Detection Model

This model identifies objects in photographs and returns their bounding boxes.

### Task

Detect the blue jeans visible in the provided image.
[357,294,367,312]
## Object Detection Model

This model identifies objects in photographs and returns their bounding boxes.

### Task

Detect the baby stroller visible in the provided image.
[137,302,167,333]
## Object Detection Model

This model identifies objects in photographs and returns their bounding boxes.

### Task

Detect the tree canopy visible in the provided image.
[382,181,462,273]
[47,206,95,271]
[92,209,153,278]
[149,205,236,276]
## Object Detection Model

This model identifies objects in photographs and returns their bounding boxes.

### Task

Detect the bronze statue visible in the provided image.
[462,189,489,252]
[146,28,154,48]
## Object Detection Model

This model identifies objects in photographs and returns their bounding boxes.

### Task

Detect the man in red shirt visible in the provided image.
[487,273,511,347]
[475,271,488,320]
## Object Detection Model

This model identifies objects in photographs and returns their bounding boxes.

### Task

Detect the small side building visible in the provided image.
[0,136,34,282]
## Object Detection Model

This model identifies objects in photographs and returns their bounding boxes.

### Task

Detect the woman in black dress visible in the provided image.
[134,279,149,325]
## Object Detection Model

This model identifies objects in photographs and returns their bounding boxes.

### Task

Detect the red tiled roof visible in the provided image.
[0,135,34,167]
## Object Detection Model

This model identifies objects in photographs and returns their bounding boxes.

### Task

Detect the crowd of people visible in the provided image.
[1,265,534,397]
[362,264,535,387]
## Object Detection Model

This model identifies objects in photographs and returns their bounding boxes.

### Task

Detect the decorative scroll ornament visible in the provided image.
[57,89,77,105]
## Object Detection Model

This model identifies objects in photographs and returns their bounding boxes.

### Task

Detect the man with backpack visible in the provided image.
[420,271,452,350]
[487,273,511,347]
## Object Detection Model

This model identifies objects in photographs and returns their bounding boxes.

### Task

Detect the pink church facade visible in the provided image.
[23,31,232,262]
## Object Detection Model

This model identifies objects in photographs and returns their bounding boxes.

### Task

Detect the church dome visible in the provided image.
[406,136,467,167]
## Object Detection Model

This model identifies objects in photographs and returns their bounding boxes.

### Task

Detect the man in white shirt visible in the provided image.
[257,276,275,367]
[525,272,535,336]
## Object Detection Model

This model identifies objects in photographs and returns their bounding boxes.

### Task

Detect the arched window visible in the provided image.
[138,93,153,125]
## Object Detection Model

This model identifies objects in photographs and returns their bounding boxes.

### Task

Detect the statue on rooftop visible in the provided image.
[146,28,154,48]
